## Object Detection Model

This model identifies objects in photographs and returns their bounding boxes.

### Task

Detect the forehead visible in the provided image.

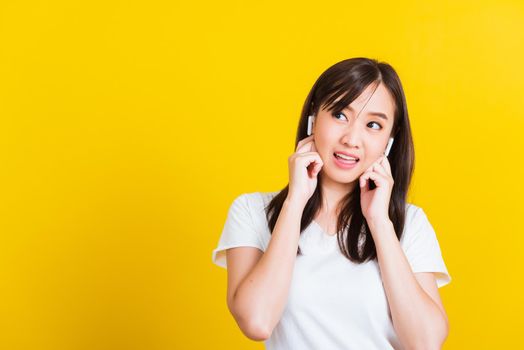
[330,82,396,120]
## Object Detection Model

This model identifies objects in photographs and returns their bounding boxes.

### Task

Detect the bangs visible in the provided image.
[317,70,381,113]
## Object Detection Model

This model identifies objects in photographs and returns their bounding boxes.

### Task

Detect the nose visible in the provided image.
[340,123,363,148]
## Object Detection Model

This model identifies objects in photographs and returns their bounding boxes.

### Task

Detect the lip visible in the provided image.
[334,151,360,160]
[333,153,359,169]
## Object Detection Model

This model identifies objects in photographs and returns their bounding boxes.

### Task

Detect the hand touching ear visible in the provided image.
[287,135,323,207]
[359,155,394,226]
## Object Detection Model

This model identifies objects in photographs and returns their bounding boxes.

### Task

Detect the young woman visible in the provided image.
[212,57,452,349]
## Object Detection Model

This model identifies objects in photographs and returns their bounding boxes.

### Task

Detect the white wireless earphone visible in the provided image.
[307,115,315,136]
[384,137,394,157]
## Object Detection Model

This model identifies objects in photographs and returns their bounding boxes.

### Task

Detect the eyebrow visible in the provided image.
[343,106,389,121]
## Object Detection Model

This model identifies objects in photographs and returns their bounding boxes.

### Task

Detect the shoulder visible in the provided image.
[228,191,279,224]
[404,202,432,227]
[231,191,279,247]
[399,203,451,287]
[235,191,279,211]
[404,202,422,223]
[400,202,438,247]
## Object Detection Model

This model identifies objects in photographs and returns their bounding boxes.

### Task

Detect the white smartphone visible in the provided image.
[307,115,315,136]
[384,137,394,157]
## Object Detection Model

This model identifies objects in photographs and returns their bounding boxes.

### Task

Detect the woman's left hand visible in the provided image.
[359,155,394,225]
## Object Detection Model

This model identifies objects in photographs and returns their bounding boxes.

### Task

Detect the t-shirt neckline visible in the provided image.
[311,220,338,238]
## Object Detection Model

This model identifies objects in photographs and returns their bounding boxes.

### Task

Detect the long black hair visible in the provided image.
[264,57,415,263]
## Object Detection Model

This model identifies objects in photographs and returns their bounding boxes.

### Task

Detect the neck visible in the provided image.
[318,174,358,216]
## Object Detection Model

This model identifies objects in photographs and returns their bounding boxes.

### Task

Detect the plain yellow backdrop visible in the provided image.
[1,0,523,349]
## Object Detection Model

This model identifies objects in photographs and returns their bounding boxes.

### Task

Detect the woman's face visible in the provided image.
[312,82,396,184]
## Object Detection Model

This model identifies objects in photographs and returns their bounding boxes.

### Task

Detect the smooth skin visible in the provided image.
[225,136,319,340]
[226,82,449,347]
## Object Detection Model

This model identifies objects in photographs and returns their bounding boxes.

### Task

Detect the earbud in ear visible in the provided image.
[384,137,394,157]
[307,115,315,136]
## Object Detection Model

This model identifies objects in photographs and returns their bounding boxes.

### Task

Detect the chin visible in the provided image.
[322,169,358,184]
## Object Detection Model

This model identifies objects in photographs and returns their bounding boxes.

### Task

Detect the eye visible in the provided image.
[332,112,348,121]
[333,112,383,130]
[367,121,383,130]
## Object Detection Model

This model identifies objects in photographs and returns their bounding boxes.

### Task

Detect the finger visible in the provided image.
[366,155,388,176]
[360,172,385,189]
[312,161,323,177]
[360,175,369,193]
[360,171,386,188]
[309,156,324,177]
[299,139,317,154]
[295,151,321,160]
[295,135,315,153]
[359,172,370,190]
[359,169,371,188]
[295,152,324,168]
[372,159,388,178]
[380,155,392,176]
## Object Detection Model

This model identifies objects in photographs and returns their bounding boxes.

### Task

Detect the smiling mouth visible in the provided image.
[333,153,360,170]
[333,153,360,162]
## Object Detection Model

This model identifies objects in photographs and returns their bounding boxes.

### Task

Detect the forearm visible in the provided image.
[233,198,304,336]
[370,220,448,349]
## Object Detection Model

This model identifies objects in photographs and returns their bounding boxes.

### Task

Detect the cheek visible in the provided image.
[316,123,338,144]
[361,145,384,166]
[313,129,330,149]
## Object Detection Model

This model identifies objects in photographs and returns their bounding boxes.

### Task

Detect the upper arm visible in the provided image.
[226,246,264,312]
[414,272,449,328]
[403,207,452,289]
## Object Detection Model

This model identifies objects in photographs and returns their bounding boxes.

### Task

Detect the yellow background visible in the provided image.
[1,0,523,349]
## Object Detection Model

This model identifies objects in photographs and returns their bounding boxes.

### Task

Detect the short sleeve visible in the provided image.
[403,207,452,288]
[211,193,265,269]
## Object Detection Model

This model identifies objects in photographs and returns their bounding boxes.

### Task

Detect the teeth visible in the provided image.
[335,153,357,161]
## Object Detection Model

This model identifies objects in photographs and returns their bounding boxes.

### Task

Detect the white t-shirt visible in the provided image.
[212,191,451,350]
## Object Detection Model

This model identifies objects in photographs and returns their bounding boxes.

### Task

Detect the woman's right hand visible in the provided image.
[287,134,324,207]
